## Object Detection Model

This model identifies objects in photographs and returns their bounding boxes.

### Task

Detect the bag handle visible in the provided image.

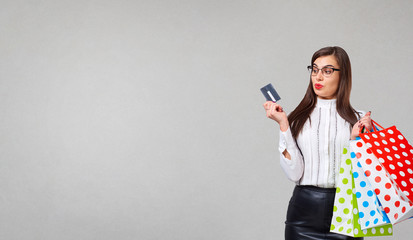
[359,119,384,134]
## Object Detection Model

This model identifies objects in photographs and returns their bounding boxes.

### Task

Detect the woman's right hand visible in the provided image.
[350,111,372,140]
[263,101,289,131]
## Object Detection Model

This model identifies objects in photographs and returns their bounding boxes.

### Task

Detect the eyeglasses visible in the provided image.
[307,66,340,77]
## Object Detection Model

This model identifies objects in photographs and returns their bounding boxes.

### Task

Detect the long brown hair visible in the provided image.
[288,46,360,139]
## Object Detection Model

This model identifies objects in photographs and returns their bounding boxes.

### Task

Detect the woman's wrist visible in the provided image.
[279,121,289,132]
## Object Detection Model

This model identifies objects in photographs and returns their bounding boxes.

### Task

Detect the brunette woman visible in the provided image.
[263,46,372,239]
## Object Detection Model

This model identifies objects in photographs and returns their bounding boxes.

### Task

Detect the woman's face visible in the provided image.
[311,55,340,99]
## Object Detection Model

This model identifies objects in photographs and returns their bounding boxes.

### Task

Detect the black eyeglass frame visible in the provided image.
[307,66,340,76]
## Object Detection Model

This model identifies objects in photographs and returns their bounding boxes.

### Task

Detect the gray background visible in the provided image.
[1,0,412,239]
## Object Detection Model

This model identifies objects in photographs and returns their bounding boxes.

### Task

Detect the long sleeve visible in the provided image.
[278,128,304,183]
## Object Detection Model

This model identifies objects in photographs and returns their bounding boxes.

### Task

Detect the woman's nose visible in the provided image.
[316,71,323,81]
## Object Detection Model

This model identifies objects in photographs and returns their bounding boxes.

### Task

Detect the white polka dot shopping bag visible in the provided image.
[351,137,413,225]
[350,146,391,230]
[330,146,393,237]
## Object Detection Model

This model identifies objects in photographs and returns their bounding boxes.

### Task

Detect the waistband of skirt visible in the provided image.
[295,185,336,193]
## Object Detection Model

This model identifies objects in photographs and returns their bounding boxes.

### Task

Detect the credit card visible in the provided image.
[260,83,281,102]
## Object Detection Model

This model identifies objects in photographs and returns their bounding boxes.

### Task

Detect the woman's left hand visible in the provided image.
[351,111,372,140]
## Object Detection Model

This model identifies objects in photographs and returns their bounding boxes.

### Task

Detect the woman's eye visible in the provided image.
[324,69,332,74]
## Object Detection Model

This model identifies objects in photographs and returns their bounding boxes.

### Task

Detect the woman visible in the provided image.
[263,46,372,239]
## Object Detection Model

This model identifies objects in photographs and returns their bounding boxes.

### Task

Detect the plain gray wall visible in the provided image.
[1,0,412,239]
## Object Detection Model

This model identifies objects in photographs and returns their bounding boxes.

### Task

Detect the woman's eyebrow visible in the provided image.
[313,64,335,68]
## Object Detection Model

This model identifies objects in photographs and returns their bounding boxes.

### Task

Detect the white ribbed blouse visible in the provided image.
[279,98,364,188]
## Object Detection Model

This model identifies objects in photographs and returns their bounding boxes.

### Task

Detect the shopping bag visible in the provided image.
[330,146,393,237]
[359,120,413,201]
[350,145,391,229]
[351,139,413,224]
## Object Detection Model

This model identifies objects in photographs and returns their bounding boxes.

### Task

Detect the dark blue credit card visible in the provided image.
[260,83,281,102]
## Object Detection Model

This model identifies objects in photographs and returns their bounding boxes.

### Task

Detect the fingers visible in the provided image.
[271,103,283,112]
[358,111,371,122]
[263,101,283,112]
[263,101,285,122]
[263,102,271,110]
[358,111,373,131]
[266,104,278,118]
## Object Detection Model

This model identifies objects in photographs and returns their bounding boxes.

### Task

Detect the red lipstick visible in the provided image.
[315,83,323,89]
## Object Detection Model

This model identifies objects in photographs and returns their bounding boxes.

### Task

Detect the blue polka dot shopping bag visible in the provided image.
[330,146,393,237]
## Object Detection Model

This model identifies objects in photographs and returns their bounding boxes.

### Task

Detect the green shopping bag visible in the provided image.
[330,146,393,237]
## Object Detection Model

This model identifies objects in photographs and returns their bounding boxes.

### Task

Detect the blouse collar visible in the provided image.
[316,98,337,108]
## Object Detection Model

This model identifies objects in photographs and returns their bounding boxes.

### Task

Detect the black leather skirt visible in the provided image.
[285,185,363,240]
